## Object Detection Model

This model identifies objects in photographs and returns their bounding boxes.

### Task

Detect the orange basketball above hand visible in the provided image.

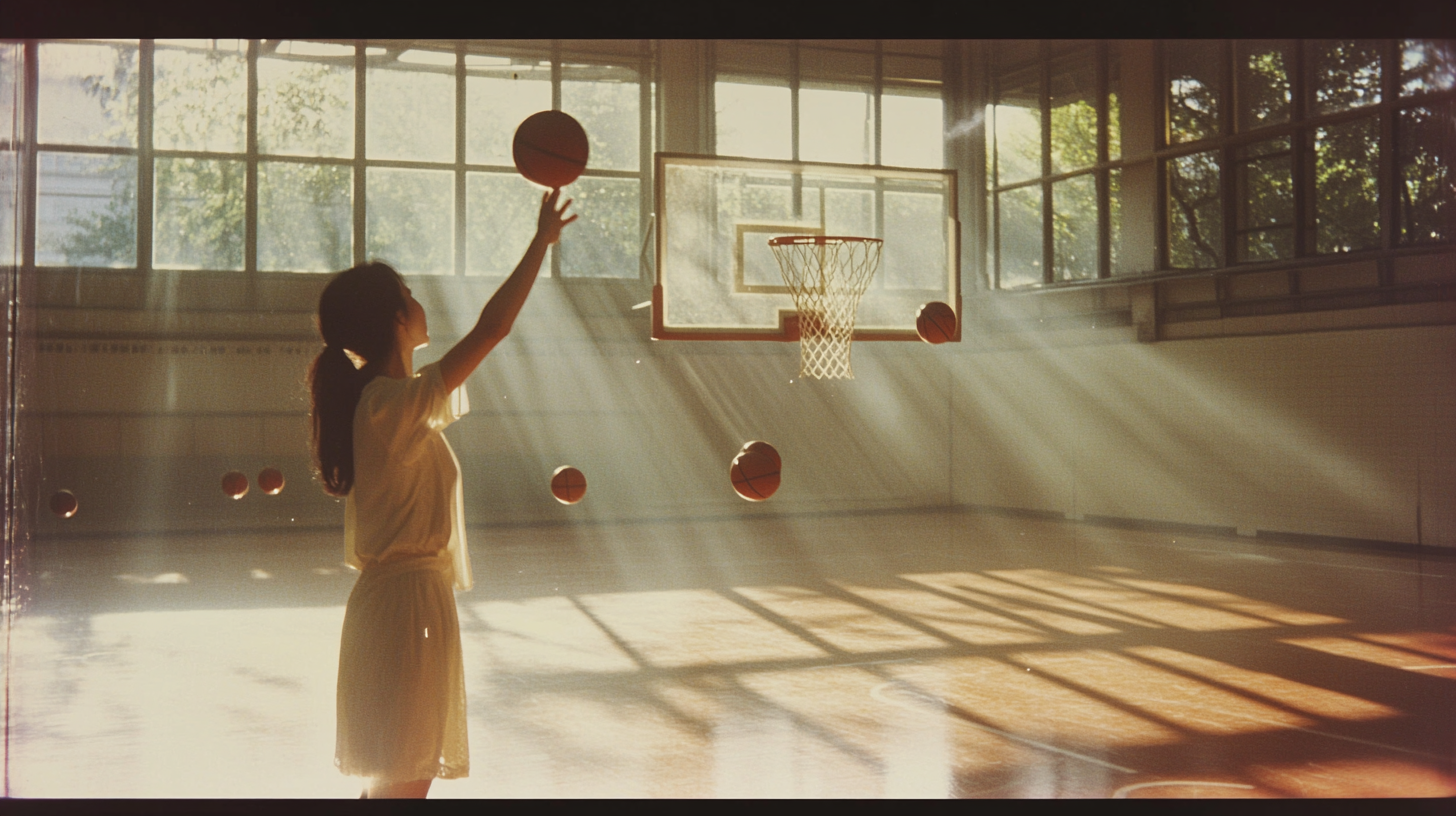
[731,449,780,502]
[513,111,589,189]
[916,301,957,344]
[551,465,587,505]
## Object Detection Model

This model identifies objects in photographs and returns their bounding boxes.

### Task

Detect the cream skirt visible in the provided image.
[336,552,468,782]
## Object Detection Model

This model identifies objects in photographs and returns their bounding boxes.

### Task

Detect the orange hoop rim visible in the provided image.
[767,235,883,247]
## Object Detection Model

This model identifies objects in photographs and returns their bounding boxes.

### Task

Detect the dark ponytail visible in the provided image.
[308,262,406,496]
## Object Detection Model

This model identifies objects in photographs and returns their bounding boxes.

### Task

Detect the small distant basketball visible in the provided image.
[513,111,589,189]
[740,440,781,472]
[551,465,587,505]
[258,467,285,495]
[916,301,957,344]
[50,489,78,519]
[222,471,249,500]
[731,449,780,502]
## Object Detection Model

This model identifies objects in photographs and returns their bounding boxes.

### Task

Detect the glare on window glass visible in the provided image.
[881,93,942,168]
[258,51,354,158]
[366,64,454,163]
[38,41,139,148]
[258,162,353,273]
[36,151,137,267]
[366,167,454,275]
[154,42,247,154]
[799,87,873,165]
[564,69,641,172]
[715,82,791,161]
[153,157,245,270]
[466,69,552,167]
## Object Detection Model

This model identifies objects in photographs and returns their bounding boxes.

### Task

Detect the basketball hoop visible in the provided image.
[769,235,882,380]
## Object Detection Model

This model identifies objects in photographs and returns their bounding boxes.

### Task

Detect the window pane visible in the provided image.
[558,176,639,279]
[36,151,136,267]
[1307,40,1382,116]
[1398,104,1454,245]
[1107,47,1121,162]
[153,157,244,270]
[881,92,942,168]
[883,188,946,289]
[39,41,138,147]
[466,172,547,276]
[154,41,247,154]
[367,168,454,275]
[1314,117,1380,253]
[1235,138,1294,262]
[1401,40,1456,96]
[0,150,14,265]
[1237,40,1293,132]
[993,67,1040,185]
[1109,168,1126,275]
[1167,151,1222,268]
[998,185,1043,288]
[465,70,552,167]
[258,53,354,158]
[367,64,454,163]
[258,162,352,272]
[1053,173,1096,281]
[800,86,873,165]
[1049,51,1097,174]
[716,81,791,160]
[563,66,641,172]
[1167,41,1221,144]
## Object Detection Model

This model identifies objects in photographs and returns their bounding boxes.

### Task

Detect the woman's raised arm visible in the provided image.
[438,189,576,392]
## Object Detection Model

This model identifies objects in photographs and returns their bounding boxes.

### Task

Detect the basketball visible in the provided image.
[49,489,78,519]
[916,301,957,344]
[222,471,249,500]
[551,465,587,505]
[258,467,285,495]
[740,440,781,472]
[513,111,589,189]
[731,449,780,502]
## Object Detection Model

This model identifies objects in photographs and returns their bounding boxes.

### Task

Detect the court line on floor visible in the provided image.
[1112,780,1254,799]
[868,682,1137,774]
[1406,664,1456,671]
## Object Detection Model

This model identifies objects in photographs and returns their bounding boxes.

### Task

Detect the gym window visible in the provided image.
[986,39,1455,290]
[10,39,656,279]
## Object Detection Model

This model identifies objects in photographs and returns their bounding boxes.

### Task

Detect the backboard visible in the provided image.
[652,153,960,341]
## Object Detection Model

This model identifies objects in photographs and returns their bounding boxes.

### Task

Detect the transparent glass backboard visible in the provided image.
[653,153,960,341]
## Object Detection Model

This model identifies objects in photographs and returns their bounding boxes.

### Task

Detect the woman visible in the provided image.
[308,189,575,799]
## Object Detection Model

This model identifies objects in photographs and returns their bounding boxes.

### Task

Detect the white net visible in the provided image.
[769,236,882,380]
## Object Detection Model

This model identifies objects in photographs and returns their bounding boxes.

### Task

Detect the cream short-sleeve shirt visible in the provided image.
[344,362,472,591]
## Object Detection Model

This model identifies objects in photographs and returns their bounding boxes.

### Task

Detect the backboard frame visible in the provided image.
[652,152,961,343]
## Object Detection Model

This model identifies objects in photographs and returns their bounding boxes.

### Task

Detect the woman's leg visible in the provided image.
[367,778,433,798]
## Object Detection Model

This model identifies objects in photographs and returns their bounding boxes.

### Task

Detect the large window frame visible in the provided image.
[986,39,1454,293]
[9,39,657,280]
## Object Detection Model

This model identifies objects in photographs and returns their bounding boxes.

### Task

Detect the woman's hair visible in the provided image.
[308,261,406,496]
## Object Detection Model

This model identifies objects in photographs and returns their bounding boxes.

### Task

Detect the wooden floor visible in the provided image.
[9,509,1456,798]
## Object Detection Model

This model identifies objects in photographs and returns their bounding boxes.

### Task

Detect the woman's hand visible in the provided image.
[536,188,577,246]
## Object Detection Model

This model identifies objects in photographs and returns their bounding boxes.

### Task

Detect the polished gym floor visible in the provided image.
[8,509,1456,798]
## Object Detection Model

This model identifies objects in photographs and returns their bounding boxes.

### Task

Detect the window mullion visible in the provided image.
[640,39,652,282]
[137,40,154,273]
